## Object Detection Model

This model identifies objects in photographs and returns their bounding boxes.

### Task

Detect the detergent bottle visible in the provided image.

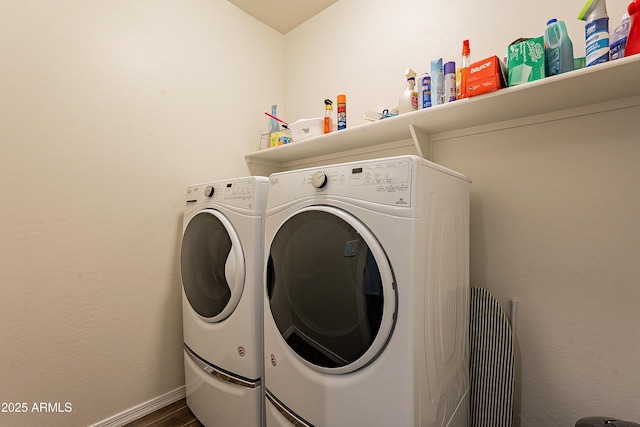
[545,19,574,75]
[398,68,418,114]
[610,13,631,59]
[578,0,610,66]
[626,0,640,56]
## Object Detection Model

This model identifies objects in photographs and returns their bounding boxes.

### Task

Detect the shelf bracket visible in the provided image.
[409,124,431,161]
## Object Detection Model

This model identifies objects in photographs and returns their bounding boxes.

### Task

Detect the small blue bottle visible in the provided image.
[269,105,280,134]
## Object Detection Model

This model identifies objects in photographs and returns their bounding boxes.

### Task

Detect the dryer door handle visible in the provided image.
[266,255,275,300]
[225,246,237,291]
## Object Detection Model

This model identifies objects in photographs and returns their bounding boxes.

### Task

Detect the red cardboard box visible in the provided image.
[466,55,507,97]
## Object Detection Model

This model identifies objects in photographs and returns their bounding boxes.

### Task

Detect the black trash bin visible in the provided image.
[576,417,640,427]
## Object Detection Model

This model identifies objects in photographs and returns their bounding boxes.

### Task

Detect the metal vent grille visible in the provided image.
[470,286,514,427]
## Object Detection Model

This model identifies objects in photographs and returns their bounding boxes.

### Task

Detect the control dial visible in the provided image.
[311,171,328,189]
[204,186,215,197]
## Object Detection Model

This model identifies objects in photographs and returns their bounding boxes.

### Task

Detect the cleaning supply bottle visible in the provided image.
[337,94,347,130]
[268,104,281,147]
[323,99,333,134]
[430,59,444,106]
[625,0,640,56]
[419,73,431,109]
[578,0,610,66]
[610,13,631,59]
[458,40,470,99]
[398,68,418,114]
[544,19,575,75]
[444,61,456,103]
[269,105,280,134]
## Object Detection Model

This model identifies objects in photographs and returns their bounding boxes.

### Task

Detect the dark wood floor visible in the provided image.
[123,398,204,427]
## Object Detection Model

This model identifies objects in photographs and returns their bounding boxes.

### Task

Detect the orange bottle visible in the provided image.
[337,94,346,130]
[458,40,471,99]
[323,99,333,134]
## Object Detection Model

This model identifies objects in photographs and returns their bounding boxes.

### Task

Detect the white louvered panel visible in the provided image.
[470,286,514,427]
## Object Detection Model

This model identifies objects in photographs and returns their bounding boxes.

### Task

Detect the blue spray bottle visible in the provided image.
[269,105,280,134]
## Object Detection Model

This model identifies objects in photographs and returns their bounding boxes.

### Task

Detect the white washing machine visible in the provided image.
[263,155,470,427]
[180,176,268,427]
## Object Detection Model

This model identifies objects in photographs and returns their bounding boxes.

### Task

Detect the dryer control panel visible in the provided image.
[268,156,416,208]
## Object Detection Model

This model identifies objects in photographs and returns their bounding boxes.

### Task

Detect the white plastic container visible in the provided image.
[289,118,323,142]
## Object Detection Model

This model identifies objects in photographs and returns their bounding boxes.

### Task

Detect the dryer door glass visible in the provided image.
[267,207,396,373]
[181,210,245,321]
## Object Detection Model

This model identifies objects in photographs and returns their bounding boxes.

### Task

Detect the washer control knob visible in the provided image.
[311,171,328,189]
[204,186,215,197]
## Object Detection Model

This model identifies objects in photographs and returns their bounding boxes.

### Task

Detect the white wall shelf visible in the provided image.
[245,54,640,172]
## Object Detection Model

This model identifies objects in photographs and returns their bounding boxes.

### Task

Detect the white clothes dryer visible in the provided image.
[263,156,470,427]
[180,176,268,427]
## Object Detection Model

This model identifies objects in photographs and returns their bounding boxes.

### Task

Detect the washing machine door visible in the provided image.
[181,209,245,322]
[267,206,397,374]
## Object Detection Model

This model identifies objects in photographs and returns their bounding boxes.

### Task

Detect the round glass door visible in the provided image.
[267,206,396,374]
[181,210,245,322]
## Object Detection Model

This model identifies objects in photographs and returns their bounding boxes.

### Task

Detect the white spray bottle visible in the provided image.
[578,0,610,66]
[398,68,418,114]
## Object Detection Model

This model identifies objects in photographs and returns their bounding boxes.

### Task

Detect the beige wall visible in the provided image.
[0,1,283,426]
[2,0,638,426]
[282,0,640,425]
[433,106,640,425]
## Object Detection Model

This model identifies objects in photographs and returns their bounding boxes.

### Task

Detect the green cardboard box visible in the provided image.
[507,36,545,86]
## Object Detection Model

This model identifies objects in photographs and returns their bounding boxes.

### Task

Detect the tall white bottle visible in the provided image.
[398,68,418,114]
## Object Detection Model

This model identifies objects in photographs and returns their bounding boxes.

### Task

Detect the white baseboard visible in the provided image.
[89,386,186,427]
